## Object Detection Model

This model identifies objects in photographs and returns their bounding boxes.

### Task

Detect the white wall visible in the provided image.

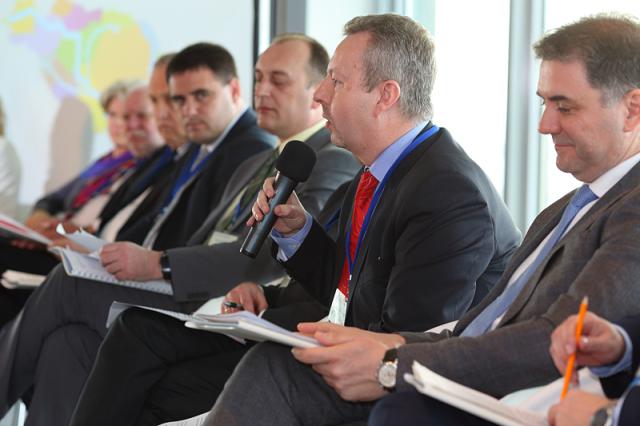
[305,0,378,56]
[0,0,255,207]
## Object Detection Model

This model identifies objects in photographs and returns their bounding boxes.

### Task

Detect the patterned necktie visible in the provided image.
[337,170,379,299]
[462,185,598,337]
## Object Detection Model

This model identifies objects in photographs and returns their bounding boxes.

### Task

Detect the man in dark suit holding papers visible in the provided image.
[205,13,640,426]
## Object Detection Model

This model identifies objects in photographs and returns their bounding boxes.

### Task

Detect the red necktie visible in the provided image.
[337,170,379,299]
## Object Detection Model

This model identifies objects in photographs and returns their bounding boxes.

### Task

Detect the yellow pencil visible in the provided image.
[560,296,589,400]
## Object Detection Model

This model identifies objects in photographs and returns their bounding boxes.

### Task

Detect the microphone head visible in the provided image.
[276,140,317,182]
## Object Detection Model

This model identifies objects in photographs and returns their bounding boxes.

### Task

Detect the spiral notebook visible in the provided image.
[54,247,173,295]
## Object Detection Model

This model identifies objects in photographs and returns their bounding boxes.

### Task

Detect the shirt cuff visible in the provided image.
[612,397,622,426]
[591,325,633,378]
[271,211,313,262]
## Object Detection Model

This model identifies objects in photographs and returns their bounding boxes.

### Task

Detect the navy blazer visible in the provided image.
[116,109,275,250]
[600,315,640,426]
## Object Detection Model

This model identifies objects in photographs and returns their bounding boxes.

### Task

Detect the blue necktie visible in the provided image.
[462,185,598,337]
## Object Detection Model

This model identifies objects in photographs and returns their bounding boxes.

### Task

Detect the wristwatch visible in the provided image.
[159,251,172,281]
[377,347,398,392]
[590,402,616,426]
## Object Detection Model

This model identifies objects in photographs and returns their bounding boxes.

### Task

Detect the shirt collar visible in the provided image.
[202,106,249,154]
[588,152,640,198]
[174,142,191,160]
[278,120,327,153]
[369,121,429,182]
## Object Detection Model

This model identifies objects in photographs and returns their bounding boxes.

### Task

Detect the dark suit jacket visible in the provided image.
[396,161,640,398]
[261,180,352,331]
[281,125,521,333]
[33,162,100,215]
[599,316,640,426]
[112,145,192,244]
[33,151,134,216]
[166,127,360,302]
[117,109,275,251]
[97,145,173,232]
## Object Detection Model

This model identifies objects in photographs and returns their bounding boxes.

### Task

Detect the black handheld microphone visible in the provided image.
[240,140,317,258]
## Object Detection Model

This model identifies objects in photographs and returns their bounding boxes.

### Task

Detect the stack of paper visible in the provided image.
[55,248,173,295]
[186,310,319,348]
[105,301,318,348]
[405,361,547,426]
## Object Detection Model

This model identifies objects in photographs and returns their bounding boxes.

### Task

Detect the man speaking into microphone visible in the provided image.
[206,14,520,425]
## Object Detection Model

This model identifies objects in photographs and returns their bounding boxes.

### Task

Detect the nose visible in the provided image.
[313,77,330,106]
[254,80,269,98]
[126,115,140,131]
[538,105,560,135]
[182,97,198,117]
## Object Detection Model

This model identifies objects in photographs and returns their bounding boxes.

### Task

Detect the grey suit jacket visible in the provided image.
[396,161,640,397]
[166,128,360,301]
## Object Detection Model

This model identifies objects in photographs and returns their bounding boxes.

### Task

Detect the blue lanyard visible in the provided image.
[162,147,212,209]
[345,125,440,283]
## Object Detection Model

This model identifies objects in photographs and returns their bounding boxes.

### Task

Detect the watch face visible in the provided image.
[377,362,397,389]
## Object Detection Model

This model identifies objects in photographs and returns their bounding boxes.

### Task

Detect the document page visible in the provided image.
[405,361,546,426]
[55,248,173,295]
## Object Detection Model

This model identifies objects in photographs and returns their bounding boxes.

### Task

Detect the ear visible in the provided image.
[623,88,640,132]
[229,78,242,103]
[373,80,401,117]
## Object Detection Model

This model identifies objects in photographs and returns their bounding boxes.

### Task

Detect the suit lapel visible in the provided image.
[228,129,330,234]
[499,162,640,325]
[188,150,272,244]
[345,126,438,302]
[190,128,332,244]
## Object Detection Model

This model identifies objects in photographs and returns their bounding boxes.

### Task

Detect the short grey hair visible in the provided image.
[344,13,436,121]
[534,13,640,104]
[99,80,141,112]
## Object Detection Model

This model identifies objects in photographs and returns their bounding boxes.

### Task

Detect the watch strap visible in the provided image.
[159,251,172,281]
[383,347,398,363]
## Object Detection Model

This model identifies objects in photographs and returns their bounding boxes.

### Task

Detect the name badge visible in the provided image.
[327,289,348,325]
[207,231,238,246]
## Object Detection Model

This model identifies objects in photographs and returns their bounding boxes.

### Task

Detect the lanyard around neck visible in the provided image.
[345,125,440,281]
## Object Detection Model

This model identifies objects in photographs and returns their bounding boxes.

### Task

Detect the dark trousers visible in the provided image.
[369,390,496,426]
[0,264,191,426]
[70,308,249,426]
[205,342,375,426]
[0,241,59,326]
